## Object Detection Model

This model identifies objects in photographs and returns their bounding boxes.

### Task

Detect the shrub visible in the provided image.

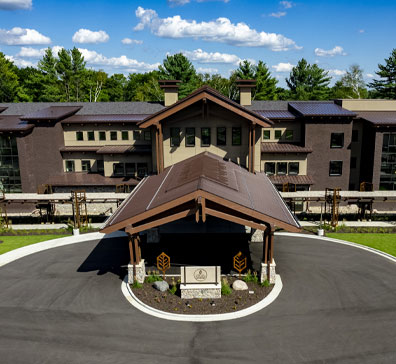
[132,280,142,289]
[168,277,177,295]
[243,269,259,284]
[145,271,162,283]
[261,279,270,287]
[221,277,232,295]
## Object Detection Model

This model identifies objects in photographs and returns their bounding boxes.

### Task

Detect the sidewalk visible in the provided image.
[299,221,396,227]
[7,223,103,230]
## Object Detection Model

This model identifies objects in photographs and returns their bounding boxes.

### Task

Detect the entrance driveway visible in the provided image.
[1,235,396,363]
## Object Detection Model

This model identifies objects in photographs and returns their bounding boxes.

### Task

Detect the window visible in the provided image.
[113,163,124,176]
[263,130,271,140]
[170,127,181,147]
[125,163,136,176]
[65,160,75,172]
[122,131,129,140]
[110,131,118,141]
[0,135,21,192]
[137,163,148,178]
[217,127,226,146]
[144,131,151,141]
[277,162,287,175]
[81,160,91,172]
[350,157,357,169]
[329,161,343,176]
[133,130,141,141]
[330,133,344,148]
[97,160,104,174]
[87,131,95,141]
[232,127,241,146]
[185,127,195,147]
[285,130,293,141]
[380,133,396,190]
[352,130,359,142]
[76,131,83,141]
[99,131,106,141]
[274,130,282,140]
[288,162,299,175]
[264,162,275,175]
[201,127,211,146]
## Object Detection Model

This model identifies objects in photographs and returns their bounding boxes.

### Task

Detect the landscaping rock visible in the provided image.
[153,281,169,292]
[232,280,248,291]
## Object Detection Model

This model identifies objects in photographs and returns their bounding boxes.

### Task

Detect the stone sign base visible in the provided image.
[128,259,146,284]
[180,283,221,299]
[260,259,276,284]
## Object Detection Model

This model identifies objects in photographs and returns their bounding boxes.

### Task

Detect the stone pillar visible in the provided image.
[250,228,264,242]
[260,259,276,284]
[128,259,146,284]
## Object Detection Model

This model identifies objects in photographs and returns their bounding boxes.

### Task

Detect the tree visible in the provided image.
[125,71,163,101]
[158,53,197,98]
[286,58,331,100]
[369,48,396,99]
[103,74,127,101]
[0,52,19,102]
[71,47,86,101]
[197,73,238,99]
[338,64,367,99]
[235,60,255,79]
[37,48,61,101]
[254,61,278,100]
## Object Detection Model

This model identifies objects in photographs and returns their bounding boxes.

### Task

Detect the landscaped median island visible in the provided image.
[131,270,273,315]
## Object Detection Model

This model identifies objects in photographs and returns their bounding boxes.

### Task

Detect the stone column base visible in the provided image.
[250,229,264,242]
[260,259,276,284]
[128,259,146,284]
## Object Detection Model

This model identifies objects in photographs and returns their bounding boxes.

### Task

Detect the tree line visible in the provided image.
[1,47,396,103]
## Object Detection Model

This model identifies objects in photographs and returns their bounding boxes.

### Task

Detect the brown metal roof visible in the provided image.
[61,114,150,124]
[60,146,100,153]
[47,173,139,186]
[289,102,356,117]
[357,111,396,126]
[261,143,313,153]
[0,115,34,132]
[96,145,152,154]
[101,151,300,233]
[268,174,314,185]
[255,110,296,119]
[21,106,82,121]
[138,85,273,128]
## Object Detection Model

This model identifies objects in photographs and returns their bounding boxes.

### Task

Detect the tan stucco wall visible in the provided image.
[63,152,97,172]
[262,121,301,143]
[261,153,308,175]
[103,154,151,177]
[338,99,396,111]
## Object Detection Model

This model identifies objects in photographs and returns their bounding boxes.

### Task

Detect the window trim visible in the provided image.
[65,160,75,172]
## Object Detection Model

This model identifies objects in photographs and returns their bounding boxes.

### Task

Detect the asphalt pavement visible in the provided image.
[1,234,396,364]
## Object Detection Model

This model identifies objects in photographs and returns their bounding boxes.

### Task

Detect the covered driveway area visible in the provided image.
[1,234,396,363]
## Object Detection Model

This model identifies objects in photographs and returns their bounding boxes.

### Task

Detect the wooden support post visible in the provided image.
[133,235,140,264]
[252,124,256,173]
[128,233,136,281]
[155,126,160,173]
[201,197,206,223]
[263,228,269,264]
[158,124,164,173]
[269,227,274,264]
[248,124,252,172]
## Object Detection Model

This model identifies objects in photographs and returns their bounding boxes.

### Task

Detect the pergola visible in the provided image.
[100,152,301,280]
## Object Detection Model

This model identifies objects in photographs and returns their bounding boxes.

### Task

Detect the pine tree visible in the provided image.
[286,58,331,100]
[0,52,19,102]
[369,48,396,99]
[254,61,278,100]
[235,60,255,79]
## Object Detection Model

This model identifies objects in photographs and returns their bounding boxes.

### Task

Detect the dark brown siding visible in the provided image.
[372,131,384,190]
[305,119,352,190]
[359,123,376,185]
[17,122,65,193]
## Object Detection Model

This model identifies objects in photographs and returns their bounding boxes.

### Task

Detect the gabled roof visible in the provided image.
[357,111,396,126]
[138,86,273,128]
[289,102,356,117]
[21,106,82,121]
[101,151,300,234]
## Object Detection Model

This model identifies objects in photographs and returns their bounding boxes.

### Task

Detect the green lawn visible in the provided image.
[326,233,396,257]
[0,235,69,255]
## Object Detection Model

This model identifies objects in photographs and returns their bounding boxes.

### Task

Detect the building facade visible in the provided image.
[0,82,395,194]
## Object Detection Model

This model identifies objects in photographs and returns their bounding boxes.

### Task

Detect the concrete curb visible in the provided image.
[0,231,127,267]
[276,232,396,264]
[121,274,283,322]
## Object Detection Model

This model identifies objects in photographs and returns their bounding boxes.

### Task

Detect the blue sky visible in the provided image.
[0,0,395,87]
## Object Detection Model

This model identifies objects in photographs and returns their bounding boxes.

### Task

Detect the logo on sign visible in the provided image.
[193,269,207,282]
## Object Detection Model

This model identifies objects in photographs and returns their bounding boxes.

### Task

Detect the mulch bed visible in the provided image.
[131,276,273,315]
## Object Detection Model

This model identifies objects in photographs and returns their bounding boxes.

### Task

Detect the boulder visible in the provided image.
[153,280,169,292]
[232,280,248,291]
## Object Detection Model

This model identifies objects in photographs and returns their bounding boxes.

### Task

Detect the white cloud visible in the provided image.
[0,0,31,10]
[134,7,301,51]
[5,55,35,67]
[272,62,294,72]
[279,1,293,9]
[72,29,109,44]
[0,27,50,45]
[78,48,160,71]
[366,73,374,78]
[315,46,346,57]
[168,0,190,5]
[328,69,346,76]
[183,48,241,64]
[269,12,286,18]
[16,45,63,58]
[359,29,365,33]
[197,67,218,74]
[121,38,143,45]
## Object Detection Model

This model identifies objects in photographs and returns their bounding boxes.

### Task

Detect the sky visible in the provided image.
[0,0,395,87]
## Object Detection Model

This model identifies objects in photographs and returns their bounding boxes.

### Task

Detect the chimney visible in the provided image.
[159,80,181,107]
[236,79,256,106]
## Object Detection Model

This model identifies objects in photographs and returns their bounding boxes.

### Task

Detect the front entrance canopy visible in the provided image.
[100,152,301,235]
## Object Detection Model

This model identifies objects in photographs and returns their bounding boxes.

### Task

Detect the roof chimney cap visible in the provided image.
[236,79,256,88]
[159,80,181,89]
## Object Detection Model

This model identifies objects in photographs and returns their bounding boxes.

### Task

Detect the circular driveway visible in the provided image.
[1,234,396,364]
